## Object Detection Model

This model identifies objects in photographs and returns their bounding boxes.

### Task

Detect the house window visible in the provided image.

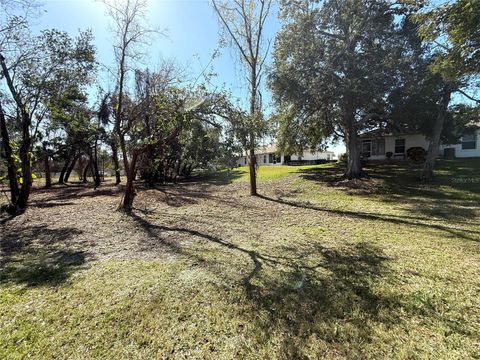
[395,139,405,153]
[362,139,385,158]
[462,132,477,150]
[263,155,267,163]
[276,155,281,163]
[362,140,372,158]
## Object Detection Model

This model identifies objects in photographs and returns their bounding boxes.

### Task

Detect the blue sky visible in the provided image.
[32,0,345,154]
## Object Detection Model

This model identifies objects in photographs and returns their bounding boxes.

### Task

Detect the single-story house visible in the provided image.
[236,144,336,166]
[358,128,480,160]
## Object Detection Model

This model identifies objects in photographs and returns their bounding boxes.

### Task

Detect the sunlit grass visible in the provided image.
[231,162,337,182]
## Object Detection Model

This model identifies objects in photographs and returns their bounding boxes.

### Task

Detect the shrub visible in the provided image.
[407,147,427,163]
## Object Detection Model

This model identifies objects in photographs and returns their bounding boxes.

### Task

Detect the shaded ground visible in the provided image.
[1,160,479,359]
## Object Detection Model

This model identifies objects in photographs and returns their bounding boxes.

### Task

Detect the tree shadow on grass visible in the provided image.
[0,249,86,286]
[298,160,480,222]
[365,160,480,196]
[148,184,214,207]
[29,183,124,208]
[29,201,78,209]
[130,210,479,356]
[189,168,244,186]
[299,163,347,185]
[257,194,479,242]
[0,224,88,286]
[140,182,252,210]
[244,243,400,358]
[300,161,479,198]
[128,211,418,357]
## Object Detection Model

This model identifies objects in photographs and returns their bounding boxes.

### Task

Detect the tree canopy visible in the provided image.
[270,0,421,178]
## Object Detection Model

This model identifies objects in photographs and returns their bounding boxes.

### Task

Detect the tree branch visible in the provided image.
[456,88,480,104]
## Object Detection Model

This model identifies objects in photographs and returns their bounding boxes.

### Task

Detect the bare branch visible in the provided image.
[456,88,480,104]
[212,0,252,67]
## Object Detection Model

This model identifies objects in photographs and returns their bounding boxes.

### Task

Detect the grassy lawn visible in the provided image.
[212,162,337,183]
[1,159,479,359]
[239,163,337,181]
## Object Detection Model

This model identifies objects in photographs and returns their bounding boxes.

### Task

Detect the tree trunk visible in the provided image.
[122,153,138,213]
[344,117,363,179]
[123,173,135,212]
[82,162,90,183]
[422,85,452,182]
[44,154,51,189]
[0,102,19,205]
[93,140,101,188]
[92,160,101,187]
[16,111,32,210]
[58,159,70,184]
[111,137,121,185]
[249,146,257,196]
[64,155,78,183]
[91,154,101,188]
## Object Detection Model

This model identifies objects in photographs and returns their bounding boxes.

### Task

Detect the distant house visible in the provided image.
[358,128,480,160]
[236,144,336,166]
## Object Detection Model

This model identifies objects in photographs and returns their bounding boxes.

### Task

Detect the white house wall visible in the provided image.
[236,151,335,166]
[440,130,480,158]
[236,157,247,166]
[361,130,480,160]
[291,151,334,161]
[236,154,283,166]
[364,134,430,160]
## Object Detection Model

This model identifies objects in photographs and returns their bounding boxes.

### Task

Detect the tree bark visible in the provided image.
[93,139,101,187]
[58,159,70,184]
[82,162,90,183]
[111,137,121,185]
[44,153,51,189]
[64,154,79,183]
[249,146,257,196]
[0,102,19,205]
[90,153,101,188]
[16,107,32,210]
[122,152,138,213]
[422,84,453,182]
[344,117,363,179]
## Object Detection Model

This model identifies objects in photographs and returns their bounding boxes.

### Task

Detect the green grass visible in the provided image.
[1,159,479,359]
[228,162,337,182]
